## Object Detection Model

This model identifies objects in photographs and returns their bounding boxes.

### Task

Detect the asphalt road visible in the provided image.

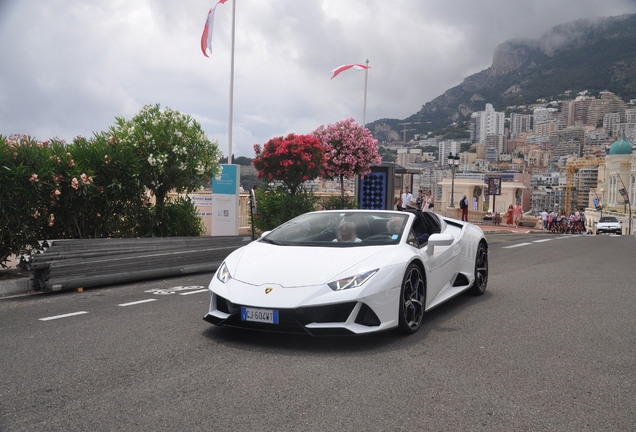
[1,233,634,431]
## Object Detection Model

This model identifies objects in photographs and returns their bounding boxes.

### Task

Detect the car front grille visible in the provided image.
[212,294,360,335]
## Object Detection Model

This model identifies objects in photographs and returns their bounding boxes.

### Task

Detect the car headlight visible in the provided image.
[328,269,378,291]
[216,262,232,283]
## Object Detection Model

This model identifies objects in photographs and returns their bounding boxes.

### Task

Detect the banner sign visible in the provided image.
[619,188,630,204]
[488,177,501,196]
[211,164,240,236]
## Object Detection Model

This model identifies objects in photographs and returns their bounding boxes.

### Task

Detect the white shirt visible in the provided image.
[401,192,413,208]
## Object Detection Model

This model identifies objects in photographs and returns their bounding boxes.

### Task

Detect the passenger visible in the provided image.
[387,216,403,234]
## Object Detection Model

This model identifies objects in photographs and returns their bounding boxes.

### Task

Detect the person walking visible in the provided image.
[423,190,434,212]
[394,197,405,211]
[541,209,548,230]
[401,186,413,209]
[513,201,522,228]
[549,208,558,231]
[459,195,469,221]
[415,190,425,211]
[506,204,514,227]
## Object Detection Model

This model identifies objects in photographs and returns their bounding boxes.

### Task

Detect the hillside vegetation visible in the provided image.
[369,13,636,143]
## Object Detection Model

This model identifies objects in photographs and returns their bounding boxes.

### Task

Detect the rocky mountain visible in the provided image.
[370,13,636,143]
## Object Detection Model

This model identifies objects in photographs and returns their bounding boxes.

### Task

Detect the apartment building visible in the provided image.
[566,96,595,126]
[587,92,628,126]
[470,104,505,144]
[510,113,532,138]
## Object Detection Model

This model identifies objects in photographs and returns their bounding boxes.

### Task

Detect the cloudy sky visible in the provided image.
[1,0,634,157]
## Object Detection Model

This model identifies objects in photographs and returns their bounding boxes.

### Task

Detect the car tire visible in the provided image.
[468,243,488,296]
[397,263,426,335]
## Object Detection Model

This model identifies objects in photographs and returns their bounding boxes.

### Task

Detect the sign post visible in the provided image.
[211,164,240,236]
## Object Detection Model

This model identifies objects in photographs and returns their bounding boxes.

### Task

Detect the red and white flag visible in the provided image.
[201,0,228,57]
[330,64,370,79]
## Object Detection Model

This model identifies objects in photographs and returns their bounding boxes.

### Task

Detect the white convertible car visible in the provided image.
[204,210,488,336]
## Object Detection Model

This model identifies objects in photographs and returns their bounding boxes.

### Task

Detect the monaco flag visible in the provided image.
[330,64,370,79]
[201,0,228,57]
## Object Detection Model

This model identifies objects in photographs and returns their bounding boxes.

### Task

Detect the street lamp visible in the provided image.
[447,152,460,208]
[614,174,633,235]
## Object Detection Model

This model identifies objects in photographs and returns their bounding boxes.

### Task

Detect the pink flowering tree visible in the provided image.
[252,133,326,195]
[312,117,382,201]
[251,133,326,231]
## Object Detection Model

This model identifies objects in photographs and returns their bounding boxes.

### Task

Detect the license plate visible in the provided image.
[241,307,279,324]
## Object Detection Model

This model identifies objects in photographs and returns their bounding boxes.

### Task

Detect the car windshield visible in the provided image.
[262,211,409,246]
[599,217,619,223]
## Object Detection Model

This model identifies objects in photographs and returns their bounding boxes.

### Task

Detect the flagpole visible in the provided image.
[227,0,236,163]
[362,59,369,127]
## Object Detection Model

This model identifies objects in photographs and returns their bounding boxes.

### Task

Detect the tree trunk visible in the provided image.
[340,174,345,208]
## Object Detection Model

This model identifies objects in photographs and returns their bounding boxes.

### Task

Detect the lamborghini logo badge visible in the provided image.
[265,288,273,294]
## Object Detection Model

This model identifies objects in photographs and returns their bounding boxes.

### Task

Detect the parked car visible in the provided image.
[596,216,622,235]
[204,209,488,336]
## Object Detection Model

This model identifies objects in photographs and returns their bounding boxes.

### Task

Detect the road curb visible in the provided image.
[0,277,34,297]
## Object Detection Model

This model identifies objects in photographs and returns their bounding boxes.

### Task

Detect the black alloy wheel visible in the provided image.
[469,243,488,295]
[398,263,426,334]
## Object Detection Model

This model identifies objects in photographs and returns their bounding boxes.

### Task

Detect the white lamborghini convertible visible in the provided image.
[204,209,488,336]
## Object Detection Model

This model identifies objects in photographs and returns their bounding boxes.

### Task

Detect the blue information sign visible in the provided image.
[212,164,238,195]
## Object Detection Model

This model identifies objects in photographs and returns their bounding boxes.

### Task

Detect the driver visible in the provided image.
[334,219,361,242]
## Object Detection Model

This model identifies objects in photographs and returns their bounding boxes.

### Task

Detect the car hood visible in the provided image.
[231,241,390,287]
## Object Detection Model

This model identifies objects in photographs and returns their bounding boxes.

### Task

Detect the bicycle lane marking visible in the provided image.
[179,289,208,295]
[144,285,206,295]
[39,311,88,321]
[118,299,157,307]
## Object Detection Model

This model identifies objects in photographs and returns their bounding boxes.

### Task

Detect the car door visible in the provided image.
[412,213,458,309]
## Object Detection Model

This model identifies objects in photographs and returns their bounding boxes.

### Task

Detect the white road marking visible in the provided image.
[118,299,157,307]
[502,243,532,249]
[145,285,205,295]
[532,239,553,243]
[179,289,209,296]
[39,311,88,321]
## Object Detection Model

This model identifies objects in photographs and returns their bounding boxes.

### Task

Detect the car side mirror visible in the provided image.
[426,233,454,255]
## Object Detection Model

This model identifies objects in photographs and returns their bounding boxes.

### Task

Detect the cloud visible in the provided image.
[1,0,634,156]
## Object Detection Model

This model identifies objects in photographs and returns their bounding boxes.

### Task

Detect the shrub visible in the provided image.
[110,104,221,233]
[145,196,204,237]
[47,134,147,239]
[320,195,359,210]
[252,133,326,195]
[251,186,319,233]
[0,135,62,266]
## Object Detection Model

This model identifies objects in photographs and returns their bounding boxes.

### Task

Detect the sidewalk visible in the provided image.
[475,221,544,235]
